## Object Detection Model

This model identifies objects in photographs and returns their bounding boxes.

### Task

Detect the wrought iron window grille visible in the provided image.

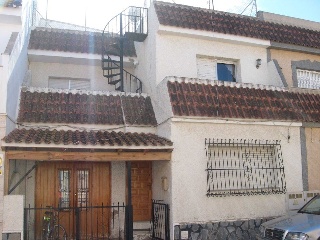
[205,138,286,197]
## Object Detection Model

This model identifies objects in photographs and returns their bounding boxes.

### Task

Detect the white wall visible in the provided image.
[134,3,159,96]
[29,62,135,92]
[155,34,270,87]
[136,4,278,95]
[6,43,29,132]
[0,25,20,54]
[267,60,285,87]
[169,120,302,224]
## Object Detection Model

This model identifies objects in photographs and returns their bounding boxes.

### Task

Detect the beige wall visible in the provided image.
[0,115,6,240]
[270,49,320,87]
[270,49,320,191]
[305,128,320,190]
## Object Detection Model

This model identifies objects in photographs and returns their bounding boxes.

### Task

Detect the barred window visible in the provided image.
[205,139,286,197]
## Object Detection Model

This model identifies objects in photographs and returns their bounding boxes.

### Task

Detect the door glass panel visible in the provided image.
[58,170,70,208]
[77,170,89,207]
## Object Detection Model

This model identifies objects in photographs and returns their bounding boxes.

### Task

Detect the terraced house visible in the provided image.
[1,0,320,239]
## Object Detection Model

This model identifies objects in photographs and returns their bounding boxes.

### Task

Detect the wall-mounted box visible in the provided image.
[286,192,304,211]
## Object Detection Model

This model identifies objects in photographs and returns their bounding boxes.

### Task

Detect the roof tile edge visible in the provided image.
[20,86,148,97]
[165,76,320,95]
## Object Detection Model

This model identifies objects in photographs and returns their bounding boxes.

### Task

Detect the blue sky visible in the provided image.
[42,0,320,30]
[257,0,320,22]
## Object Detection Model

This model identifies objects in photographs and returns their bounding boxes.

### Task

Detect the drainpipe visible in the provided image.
[120,12,124,92]
[126,161,133,240]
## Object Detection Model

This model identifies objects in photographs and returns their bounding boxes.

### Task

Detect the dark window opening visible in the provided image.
[217,63,236,82]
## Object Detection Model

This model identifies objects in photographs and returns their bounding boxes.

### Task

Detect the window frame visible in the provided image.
[292,60,320,89]
[205,139,286,197]
[196,56,238,82]
[296,68,320,89]
[48,76,91,90]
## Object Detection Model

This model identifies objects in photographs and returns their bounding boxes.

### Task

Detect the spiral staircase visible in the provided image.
[102,7,148,93]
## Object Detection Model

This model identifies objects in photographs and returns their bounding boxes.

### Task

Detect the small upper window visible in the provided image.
[48,77,91,90]
[197,56,236,82]
[297,69,320,89]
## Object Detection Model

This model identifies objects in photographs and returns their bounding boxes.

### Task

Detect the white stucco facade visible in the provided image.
[136,4,274,95]
[169,120,302,223]
[2,1,320,239]
[29,61,135,92]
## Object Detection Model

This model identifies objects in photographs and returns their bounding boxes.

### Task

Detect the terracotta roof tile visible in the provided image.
[155,1,320,49]
[28,28,136,57]
[3,128,173,147]
[18,89,157,126]
[167,79,320,123]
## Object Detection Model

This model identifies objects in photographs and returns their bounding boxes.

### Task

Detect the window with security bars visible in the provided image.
[58,170,70,208]
[205,139,286,197]
[77,170,89,208]
[48,77,91,90]
[297,69,320,89]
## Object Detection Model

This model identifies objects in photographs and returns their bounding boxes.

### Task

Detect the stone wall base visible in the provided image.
[174,217,273,240]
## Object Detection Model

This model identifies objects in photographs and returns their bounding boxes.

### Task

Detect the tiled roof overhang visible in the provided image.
[2,129,173,161]
[2,128,172,149]
[18,88,157,126]
[167,77,320,123]
[28,28,136,57]
[154,1,320,50]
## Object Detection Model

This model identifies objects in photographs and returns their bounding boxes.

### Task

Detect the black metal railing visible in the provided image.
[101,6,147,93]
[152,200,170,240]
[205,139,286,197]
[102,55,142,93]
[102,6,148,39]
[24,203,126,240]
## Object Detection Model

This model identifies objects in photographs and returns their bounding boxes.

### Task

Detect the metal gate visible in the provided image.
[24,203,126,240]
[152,200,170,240]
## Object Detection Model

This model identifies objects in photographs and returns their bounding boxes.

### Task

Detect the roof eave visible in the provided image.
[269,41,320,55]
[1,142,174,151]
[28,49,136,67]
[158,25,270,48]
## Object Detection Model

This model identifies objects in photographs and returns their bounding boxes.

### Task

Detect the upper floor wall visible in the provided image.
[27,27,140,93]
[28,61,135,93]
[138,1,320,94]
[269,49,320,90]
[139,2,277,90]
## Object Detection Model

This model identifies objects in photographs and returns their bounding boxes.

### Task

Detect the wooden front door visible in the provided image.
[131,161,152,221]
[36,161,111,239]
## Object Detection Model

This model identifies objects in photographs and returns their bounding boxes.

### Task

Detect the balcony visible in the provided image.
[0,0,22,25]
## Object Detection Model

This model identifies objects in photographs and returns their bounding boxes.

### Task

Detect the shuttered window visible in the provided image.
[197,57,236,82]
[297,69,320,89]
[197,57,217,80]
[48,77,91,90]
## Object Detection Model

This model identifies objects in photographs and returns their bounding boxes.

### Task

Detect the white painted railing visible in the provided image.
[6,0,33,78]
[297,69,320,89]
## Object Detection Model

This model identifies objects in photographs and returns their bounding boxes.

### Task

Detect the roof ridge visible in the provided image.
[167,76,320,95]
[34,27,102,36]
[154,1,320,34]
[166,76,288,92]
[21,86,148,98]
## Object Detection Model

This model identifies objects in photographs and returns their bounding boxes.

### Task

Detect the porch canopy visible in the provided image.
[1,128,173,161]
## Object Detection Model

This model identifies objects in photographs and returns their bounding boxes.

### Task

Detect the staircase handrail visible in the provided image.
[101,6,147,94]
